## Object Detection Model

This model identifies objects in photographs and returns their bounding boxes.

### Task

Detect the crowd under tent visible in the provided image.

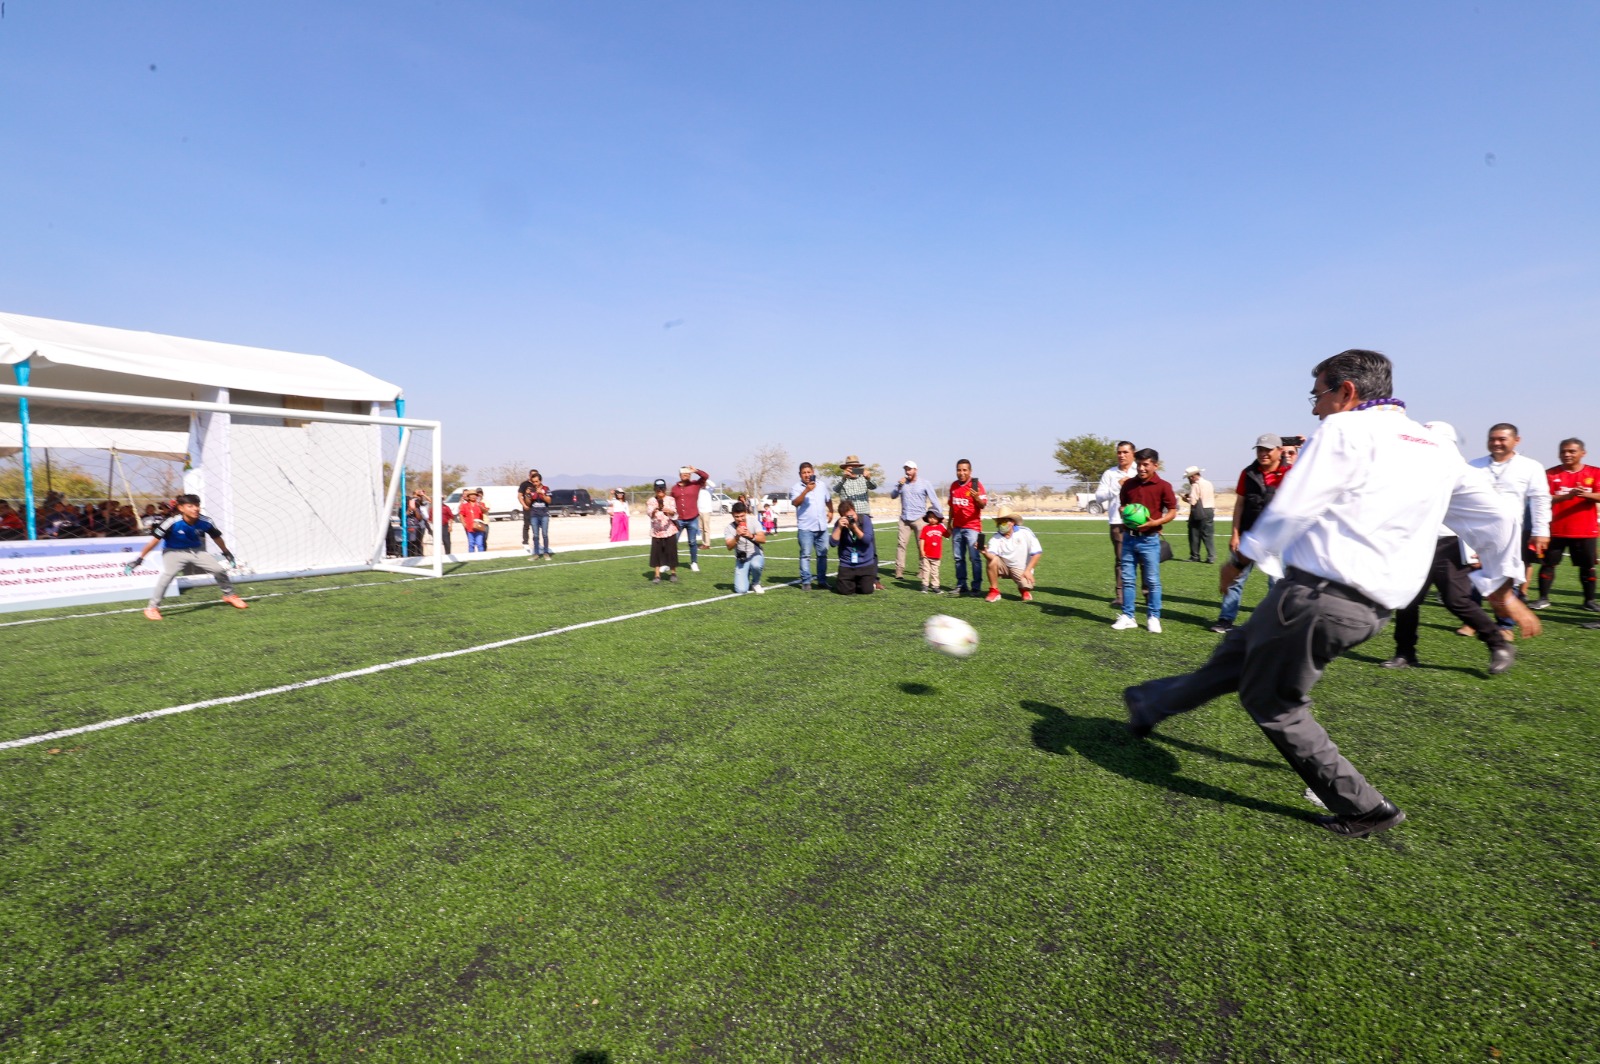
[1,312,442,606]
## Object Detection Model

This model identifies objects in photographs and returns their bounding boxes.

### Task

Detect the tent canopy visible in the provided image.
[0,311,402,403]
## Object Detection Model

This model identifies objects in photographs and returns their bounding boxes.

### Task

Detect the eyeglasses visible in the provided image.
[1308,385,1337,407]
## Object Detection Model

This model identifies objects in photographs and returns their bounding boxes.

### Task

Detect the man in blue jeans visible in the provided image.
[1210,434,1291,633]
[669,465,710,572]
[1113,448,1178,633]
[791,461,834,591]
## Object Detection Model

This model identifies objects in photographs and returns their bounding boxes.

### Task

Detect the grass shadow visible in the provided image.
[1021,700,1313,824]
[899,682,937,696]
[1151,733,1283,772]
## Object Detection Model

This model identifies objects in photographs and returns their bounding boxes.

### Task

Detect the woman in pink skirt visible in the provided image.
[609,488,631,542]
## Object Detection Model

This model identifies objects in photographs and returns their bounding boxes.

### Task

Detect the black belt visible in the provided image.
[1284,567,1384,611]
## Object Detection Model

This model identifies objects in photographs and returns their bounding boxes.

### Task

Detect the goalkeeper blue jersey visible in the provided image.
[153,514,219,551]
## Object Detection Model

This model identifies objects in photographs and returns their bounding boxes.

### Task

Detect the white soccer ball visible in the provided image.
[923,614,979,658]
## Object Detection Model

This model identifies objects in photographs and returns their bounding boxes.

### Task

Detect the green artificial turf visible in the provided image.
[3,525,1597,1062]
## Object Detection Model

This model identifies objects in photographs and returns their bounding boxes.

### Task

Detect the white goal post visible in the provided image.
[0,382,445,582]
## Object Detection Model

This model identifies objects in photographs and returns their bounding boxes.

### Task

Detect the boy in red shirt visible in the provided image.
[946,459,988,595]
[1535,437,1600,612]
[917,509,948,594]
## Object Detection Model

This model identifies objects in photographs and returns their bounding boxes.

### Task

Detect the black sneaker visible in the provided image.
[1208,621,1235,634]
[1488,644,1515,675]
[1380,656,1416,669]
[1122,686,1156,739]
[1529,597,1551,610]
[1583,600,1600,613]
[1315,799,1406,839]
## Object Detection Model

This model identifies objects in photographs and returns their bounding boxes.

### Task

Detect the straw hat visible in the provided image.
[841,454,864,468]
[991,506,1020,524]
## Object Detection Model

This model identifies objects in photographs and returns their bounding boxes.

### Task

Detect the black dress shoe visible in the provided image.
[1316,799,1406,838]
[1488,644,1515,675]
[1380,656,1416,669]
[1123,686,1156,739]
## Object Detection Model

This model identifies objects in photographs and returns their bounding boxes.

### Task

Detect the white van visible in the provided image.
[444,485,524,521]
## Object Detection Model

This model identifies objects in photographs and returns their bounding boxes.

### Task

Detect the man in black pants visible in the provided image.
[1382,422,1513,674]
[1124,349,1538,839]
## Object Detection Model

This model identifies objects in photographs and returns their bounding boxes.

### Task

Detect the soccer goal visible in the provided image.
[0,383,446,592]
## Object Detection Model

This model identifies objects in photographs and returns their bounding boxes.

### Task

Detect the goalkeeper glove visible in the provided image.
[123,557,143,575]
[222,551,236,565]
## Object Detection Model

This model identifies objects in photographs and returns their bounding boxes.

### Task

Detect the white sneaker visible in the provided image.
[1111,614,1138,630]
[690,563,700,572]
[753,584,765,594]
[1147,617,1163,633]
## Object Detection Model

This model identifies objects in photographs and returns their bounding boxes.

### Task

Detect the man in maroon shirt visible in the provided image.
[1113,448,1178,633]
[670,465,710,572]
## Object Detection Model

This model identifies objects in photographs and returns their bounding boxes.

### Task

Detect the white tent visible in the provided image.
[2,311,412,580]
[0,311,401,402]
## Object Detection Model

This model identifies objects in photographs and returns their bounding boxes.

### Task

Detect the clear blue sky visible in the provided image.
[3,1,1595,489]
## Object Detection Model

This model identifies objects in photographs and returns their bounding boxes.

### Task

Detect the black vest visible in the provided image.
[1237,463,1288,533]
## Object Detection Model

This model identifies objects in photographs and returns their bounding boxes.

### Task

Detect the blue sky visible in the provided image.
[3,1,1595,490]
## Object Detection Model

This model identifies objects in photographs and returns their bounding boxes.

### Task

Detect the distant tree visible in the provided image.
[815,460,886,484]
[479,461,531,487]
[1053,434,1118,487]
[736,444,790,500]
[0,460,104,501]
[1036,485,1055,499]
[1015,483,1033,498]
[383,462,469,499]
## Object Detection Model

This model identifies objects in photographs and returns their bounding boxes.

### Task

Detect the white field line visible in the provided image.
[1,580,802,751]
[0,534,808,629]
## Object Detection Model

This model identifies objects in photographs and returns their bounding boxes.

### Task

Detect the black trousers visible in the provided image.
[834,564,877,595]
[1188,507,1214,562]
[1394,537,1504,659]
[1128,570,1390,817]
[1108,524,1125,598]
[1537,536,1597,602]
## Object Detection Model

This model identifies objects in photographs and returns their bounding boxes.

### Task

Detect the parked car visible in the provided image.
[707,492,735,514]
[547,488,604,517]
[1075,491,1105,515]
[763,492,794,515]
[444,485,523,521]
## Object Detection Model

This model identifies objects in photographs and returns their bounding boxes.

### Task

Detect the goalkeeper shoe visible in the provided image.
[222,595,249,610]
[143,607,163,621]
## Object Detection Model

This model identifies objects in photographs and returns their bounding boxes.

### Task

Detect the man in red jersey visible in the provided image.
[1533,438,1599,613]
[946,459,988,596]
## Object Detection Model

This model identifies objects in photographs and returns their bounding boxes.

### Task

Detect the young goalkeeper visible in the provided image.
[125,494,249,620]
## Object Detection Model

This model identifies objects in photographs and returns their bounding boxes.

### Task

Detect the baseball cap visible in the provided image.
[653,478,668,490]
[903,459,918,469]
[1254,433,1283,449]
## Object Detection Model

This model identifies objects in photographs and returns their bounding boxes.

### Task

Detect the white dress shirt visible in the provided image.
[1095,465,1137,525]
[1467,453,1551,537]
[1239,406,1523,609]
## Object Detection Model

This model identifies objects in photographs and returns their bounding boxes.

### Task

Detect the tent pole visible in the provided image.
[13,361,36,540]
[431,416,443,576]
[396,397,408,557]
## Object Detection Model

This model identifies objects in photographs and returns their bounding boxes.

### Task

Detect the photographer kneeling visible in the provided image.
[829,501,879,595]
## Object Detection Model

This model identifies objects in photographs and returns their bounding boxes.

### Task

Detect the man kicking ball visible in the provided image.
[1122,349,1538,839]
[125,494,249,620]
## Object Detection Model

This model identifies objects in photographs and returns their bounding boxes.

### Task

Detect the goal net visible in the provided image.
[1,384,444,588]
